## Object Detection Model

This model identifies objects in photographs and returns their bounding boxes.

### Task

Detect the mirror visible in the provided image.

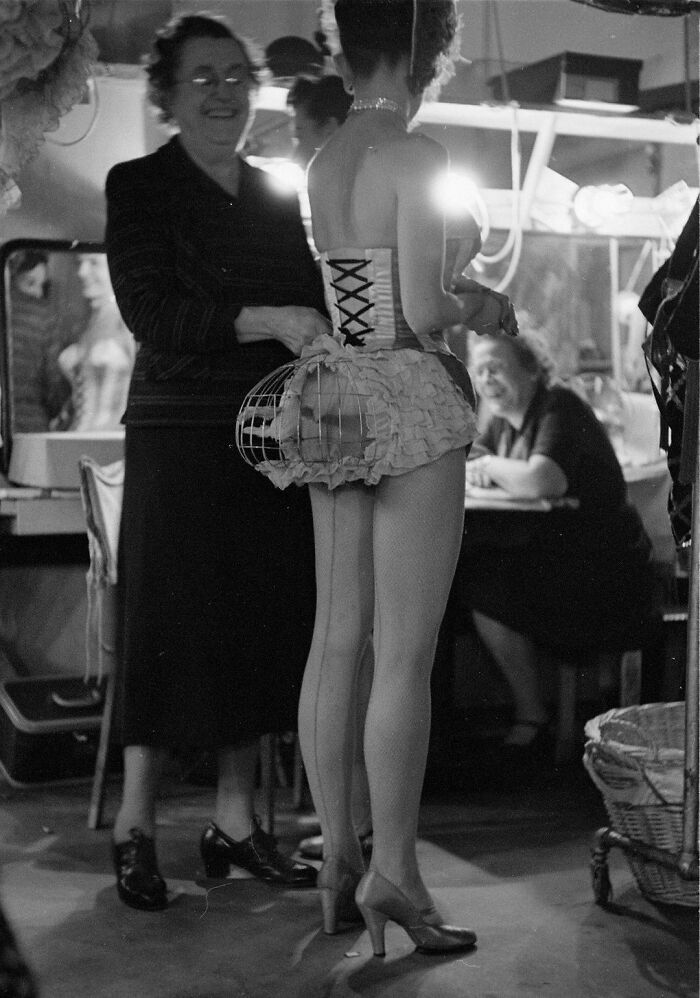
[1,240,136,478]
[471,230,660,390]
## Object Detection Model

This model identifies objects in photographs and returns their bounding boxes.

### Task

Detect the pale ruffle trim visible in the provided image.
[249,336,477,491]
[0,3,98,216]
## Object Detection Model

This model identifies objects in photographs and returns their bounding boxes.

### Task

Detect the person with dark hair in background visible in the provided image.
[286,74,352,168]
[105,12,329,911]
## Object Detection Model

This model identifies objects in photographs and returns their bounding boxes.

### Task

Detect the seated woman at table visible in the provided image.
[463,331,654,750]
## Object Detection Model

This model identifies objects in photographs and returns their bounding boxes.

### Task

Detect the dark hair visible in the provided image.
[334,0,458,97]
[11,250,49,277]
[146,14,267,122]
[10,249,50,299]
[265,36,325,79]
[475,330,554,387]
[286,75,352,126]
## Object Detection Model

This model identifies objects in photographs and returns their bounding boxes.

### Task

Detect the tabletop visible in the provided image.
[464,485,580,512]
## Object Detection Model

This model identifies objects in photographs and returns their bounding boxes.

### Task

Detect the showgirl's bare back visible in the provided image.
[308,112,458,334]
[308,113,421,249]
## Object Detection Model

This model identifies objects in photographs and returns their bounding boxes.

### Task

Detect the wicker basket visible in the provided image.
[583,701,698,907]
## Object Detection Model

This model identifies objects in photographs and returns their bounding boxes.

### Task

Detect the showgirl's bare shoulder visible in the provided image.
[380,129,448,178]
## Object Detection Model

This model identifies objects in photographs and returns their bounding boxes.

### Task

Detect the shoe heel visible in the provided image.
[203,858,229,878]
[320,888,341,935]
[358,903,387,957]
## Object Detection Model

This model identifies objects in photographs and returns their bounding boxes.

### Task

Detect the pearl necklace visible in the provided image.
[348,97,406,121]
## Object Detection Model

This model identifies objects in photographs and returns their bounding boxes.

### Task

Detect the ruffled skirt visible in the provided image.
[236,335,477,490]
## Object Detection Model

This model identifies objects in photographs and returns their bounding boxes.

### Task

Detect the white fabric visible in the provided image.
[78,456,124,684]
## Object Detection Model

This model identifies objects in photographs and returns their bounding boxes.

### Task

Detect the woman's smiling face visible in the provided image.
[471,337,539,422]
[168,37,255,155]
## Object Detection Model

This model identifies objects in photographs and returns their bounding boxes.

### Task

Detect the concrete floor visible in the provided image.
[1,756,697,998]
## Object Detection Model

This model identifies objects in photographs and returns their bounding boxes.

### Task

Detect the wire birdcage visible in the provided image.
[236,354,382,473]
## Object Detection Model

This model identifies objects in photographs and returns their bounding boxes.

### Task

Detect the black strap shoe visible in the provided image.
[200,818,317,887]
[111,827,168,911]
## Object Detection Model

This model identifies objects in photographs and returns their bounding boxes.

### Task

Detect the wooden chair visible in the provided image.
[77,456,277,832]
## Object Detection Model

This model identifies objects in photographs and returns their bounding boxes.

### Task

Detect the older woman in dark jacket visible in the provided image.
[106,14,329,910]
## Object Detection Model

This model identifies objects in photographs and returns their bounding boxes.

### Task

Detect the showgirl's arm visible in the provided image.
[395,136,467,337]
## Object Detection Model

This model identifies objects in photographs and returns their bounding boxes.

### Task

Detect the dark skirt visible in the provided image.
[116,425,316,749]
[459,507,654,655]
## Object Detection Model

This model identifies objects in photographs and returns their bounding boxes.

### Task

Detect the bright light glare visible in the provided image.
[573,184,634,228]
[258,159,306,195]
[433,170,483,220]
[555,98,639,115]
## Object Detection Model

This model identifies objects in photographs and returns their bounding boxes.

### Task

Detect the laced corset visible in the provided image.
[320,248,450,355]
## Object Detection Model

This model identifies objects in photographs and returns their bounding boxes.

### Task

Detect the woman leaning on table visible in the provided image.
[104,13,329,910]
[463,331,655,752]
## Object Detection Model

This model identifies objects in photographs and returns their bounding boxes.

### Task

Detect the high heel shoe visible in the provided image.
[317,857,364,935]
[111,827,168,911]
[355,871,477,957]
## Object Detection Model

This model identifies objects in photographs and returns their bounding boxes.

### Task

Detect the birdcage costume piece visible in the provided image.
[236,248,477,490]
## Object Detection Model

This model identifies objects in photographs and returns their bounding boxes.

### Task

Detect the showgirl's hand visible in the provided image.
[455,279,519,338]
[465,454,495,489]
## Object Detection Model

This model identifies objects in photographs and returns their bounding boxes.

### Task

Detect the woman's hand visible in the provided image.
[455,278,519,338]
[467,452,568,499]
[465,454,495,489]
[235,306,331,354]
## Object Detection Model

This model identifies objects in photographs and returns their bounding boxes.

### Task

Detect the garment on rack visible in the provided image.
[639,198,699,545]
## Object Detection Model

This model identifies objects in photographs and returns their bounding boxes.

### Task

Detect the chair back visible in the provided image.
[78,457,124,587]
[78,456,124,682]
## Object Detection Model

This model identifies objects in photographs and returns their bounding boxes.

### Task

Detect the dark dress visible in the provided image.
[461,383,654,655]
[105,137,325,748]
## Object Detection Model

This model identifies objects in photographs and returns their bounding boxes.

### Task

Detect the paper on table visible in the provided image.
[465,485,517,502]
[464,484,579,511]
[0,486,45,499]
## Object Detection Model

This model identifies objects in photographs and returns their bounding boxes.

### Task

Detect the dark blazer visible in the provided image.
[105,136,326,426]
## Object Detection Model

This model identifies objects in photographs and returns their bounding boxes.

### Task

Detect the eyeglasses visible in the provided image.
[177,74,253,92]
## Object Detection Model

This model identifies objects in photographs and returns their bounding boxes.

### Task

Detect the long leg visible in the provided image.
[352,636,374,837]
[367,449,466,909]
[298,482,375,871]
[215,740,260,840]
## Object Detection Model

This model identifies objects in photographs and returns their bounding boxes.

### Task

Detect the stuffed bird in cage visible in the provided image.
[237,237,494,491]
[236,339,390,489]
